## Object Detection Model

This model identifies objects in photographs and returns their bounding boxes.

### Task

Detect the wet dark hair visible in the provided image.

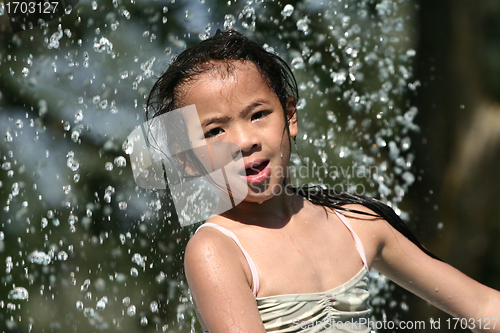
[147,30,439,261]
[146,29,298,122]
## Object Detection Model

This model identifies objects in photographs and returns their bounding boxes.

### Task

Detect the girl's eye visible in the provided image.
[251,111,269,120]
[204,127,223,139]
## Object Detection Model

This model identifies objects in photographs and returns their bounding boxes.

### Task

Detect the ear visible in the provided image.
[176,152,200,175]
[286,97,298,138]
[173,144,199,176]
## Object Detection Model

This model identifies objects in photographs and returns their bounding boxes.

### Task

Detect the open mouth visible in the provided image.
[245,160,269,176]
[239,160,271,185]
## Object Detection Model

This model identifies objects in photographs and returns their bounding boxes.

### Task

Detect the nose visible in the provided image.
[230,125,260,157]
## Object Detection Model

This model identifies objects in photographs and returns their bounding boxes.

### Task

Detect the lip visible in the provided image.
[240,159,270,185]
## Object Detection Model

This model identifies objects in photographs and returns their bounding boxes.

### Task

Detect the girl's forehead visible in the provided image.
[181,61,275,107]
[193,61,263,86]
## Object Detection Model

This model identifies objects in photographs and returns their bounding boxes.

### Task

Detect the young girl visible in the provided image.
[146,30,500,332]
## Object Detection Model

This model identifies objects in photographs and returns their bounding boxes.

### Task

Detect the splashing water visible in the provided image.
[0,0,423,331]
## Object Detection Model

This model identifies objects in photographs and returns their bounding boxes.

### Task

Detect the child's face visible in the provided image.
[179,61,298,203]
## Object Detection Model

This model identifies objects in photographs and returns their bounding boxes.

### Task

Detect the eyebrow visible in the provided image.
[200,98,270,128]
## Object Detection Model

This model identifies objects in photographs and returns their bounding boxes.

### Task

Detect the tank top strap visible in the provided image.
[196,222,260,297]
[333,209,368,270]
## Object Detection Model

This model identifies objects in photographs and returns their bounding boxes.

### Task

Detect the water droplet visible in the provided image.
[308,52,322,65]
[96,297,107,310]
[41,217,48,228]
[140,316,148,326]
[91,1,98,10]
[93,37,113,54]
[331,70,347,85]
[296,16,310,34]
[406,49,416,57]
[224,14,235,30]
[6,256,13,273]
[5,131,13,142]
[400,301,409,311]
[150,301,158,313]
[401,136,411,151]
[0,231,4,241]
[402,171,415,185]
[2,162,11,170]
[156,272,166,284]
[9,287,29,300]
[100,99,108,109]
[81,279,91,291]
[338,146,352,159]
[118,202,127,210]
[105,162,113,171]
[127,305,136,316]
[29,251,52,265]
[57,251,68,261]
[123,139,134,154]
[375,136,387,148]
[71,131,80,142]
[141,57,156,77]
[122,297,130,306]
[120,71,129,79]
[48,25,63,49]
[291,56,304,70]
[22,67,29,76]
[83,308,95,317]
[281,4,294,18]
[11,183,19,196]
[75,110,83,122]
[132,253,146,267]
[114,156,126,167]
[68,214,78,225]
[130,267,139,277]
[76,301,84,311]
[104,186,115,203]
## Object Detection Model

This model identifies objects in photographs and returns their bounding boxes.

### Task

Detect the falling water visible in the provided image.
[0,0,421,332]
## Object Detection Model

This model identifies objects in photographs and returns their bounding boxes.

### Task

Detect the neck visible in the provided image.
[220,179,303,228]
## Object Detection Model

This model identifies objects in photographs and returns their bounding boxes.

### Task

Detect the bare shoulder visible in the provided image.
[184,215,252,289]
[184,216,241,270]
[329,203,401,262]
[184,217,266,332]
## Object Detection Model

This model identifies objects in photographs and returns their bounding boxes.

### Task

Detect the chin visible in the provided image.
[246,185,284,203]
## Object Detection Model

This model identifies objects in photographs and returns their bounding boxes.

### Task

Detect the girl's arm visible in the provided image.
[371,216,500,332]
[184,227,267,333]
